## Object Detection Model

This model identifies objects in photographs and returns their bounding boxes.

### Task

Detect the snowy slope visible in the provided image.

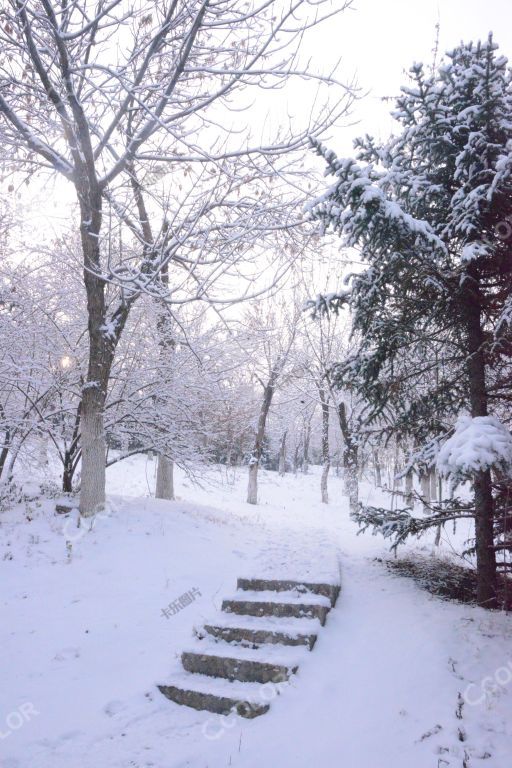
[1,458,511,767]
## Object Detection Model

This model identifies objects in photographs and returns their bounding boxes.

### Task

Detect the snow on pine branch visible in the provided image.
[303,289,351,317]
[306,138,448,255]
[436,414,512,480]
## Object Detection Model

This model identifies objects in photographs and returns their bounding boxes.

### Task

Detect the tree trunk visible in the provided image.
[405,469,413,507]
[80,389,106,516]
[247,460,258,505]
[62,403,81,493]
[4,432,27,483]
[337,401,358,511]
[302,423,311,474]
[420,472,430,513]
[78,179,109,517]
[373,450,382,488]
[0,438,10,480]
[62,452,75,493]
[247,373,277,505]
[429,469,438,502]
[293,442,301,475]
[319,387,329,504]
[156,454,175,500]
[278,431,287,477]
[464,281,497,607]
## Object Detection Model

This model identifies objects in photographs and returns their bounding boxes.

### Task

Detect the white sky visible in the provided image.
[311,0,512,152]
[11,0,512,247]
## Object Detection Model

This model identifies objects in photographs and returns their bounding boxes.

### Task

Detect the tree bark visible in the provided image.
[293,442,301,475]
[247,369,278,505]
[80,389,107,516]
[78,170,109,516]
[429,469,438,502]
[247,460,259,505]
[0,438,10,481]
[464,279,497,607]
[156,454,175,500]
[373,450,382,488]
[62,402,81,493]
[278,430,287,477]
[337,401,358,511]
[319,387,330,504]
[302,422,311,474]
[62,455,74,493]
[405,469,414,507]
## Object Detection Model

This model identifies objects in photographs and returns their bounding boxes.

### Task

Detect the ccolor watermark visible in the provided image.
[463,660,512,707]
[201,670,291,740]
[0,702,39,740]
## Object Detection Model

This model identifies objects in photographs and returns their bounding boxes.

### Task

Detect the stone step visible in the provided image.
[158,673,270,718]
[237,578,340,606]
[222,597,330,625]
[199,612,322,634]
[181,648,299,684]
[202,623,317,649]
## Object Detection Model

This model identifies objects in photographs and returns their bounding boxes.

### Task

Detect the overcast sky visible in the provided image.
[14,0,512,244]
[312,0,512,153]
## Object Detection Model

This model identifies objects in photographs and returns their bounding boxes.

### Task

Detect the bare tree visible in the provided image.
[0,0,353,515]
[245,302,298,505]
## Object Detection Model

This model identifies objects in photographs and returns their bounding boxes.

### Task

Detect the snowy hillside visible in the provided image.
[1,460,511,768]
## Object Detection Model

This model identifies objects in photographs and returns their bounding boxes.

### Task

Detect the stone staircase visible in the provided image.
[158,577,340,719]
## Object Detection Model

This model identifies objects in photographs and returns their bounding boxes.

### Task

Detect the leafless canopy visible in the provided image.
[0,0,354,301]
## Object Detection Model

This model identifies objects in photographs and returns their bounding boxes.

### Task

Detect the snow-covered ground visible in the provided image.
[1,458,511,767]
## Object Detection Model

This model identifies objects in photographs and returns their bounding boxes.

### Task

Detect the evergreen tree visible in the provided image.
[309,36,512,607]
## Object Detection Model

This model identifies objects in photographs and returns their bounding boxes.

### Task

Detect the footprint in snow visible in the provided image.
[104,699,126,717]
[53,647,80,661]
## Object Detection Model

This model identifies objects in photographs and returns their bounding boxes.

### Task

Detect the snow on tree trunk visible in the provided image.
[156,454,175,500]
[347,473,358,513]
[429,469,438,502]
[79,392,106,516]
[321,460,330,504]
[247,460,259,505]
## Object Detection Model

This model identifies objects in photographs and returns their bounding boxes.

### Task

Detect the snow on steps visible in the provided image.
[202,622,318,649]
[158,673,271,718]
[237,577,340,606]
[182,647,299,684]
[222,589,331,625]
[158,577,340,718]
[198,612,321,649]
